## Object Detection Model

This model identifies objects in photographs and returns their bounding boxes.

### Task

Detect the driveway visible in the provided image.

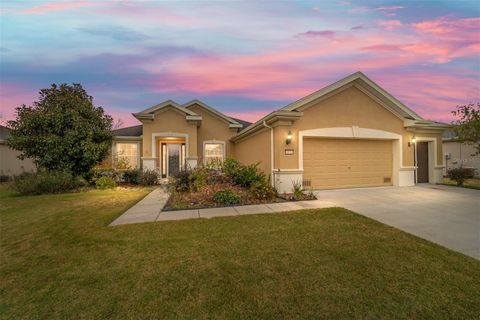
[314,184,480,260]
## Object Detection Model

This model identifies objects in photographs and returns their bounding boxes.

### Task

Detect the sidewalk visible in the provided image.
[110,187,336,226]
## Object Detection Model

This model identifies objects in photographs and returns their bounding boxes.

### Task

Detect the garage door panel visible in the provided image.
[303,138,393,189]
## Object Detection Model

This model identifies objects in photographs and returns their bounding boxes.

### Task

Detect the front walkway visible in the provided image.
[109,187,336,225]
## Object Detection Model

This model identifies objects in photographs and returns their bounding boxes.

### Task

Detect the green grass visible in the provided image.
[1,185,479,319]
[441,178,480,190]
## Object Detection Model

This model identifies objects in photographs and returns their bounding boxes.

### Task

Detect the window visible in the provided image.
[115,143,138,168]
[204,142,224,164]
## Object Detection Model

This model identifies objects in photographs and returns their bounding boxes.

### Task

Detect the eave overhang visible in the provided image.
[231,110,303,142]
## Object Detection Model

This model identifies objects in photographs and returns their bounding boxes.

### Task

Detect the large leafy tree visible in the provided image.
[7,84,113,175]
[451,102,480,154]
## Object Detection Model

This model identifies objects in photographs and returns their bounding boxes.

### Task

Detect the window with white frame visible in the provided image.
[204,142,224,164]
[115,143,138,168]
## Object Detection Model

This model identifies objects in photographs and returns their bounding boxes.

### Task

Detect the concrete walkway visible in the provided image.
[109,188,168,226]
[110,187,336,225]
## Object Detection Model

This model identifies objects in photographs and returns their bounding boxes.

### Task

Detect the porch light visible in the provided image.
[411,136,416,144]
[286,130,292,145]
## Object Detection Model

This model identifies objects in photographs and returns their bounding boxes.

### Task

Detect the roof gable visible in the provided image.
[281,71,422,120]
[183,100,242,128]
[133,100,202,122]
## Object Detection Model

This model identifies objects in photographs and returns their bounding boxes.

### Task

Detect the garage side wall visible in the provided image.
[233,128,271,177]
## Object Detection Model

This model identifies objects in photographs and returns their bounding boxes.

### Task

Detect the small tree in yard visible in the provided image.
[7,84,113,176]
[451,102,480,154]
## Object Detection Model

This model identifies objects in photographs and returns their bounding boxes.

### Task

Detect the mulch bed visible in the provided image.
[164,183,316,211]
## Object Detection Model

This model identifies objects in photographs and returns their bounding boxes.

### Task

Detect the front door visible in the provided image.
[417,142,429,183]
[167,144,181,177]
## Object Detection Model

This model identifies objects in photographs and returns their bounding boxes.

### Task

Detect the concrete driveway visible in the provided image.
[314,184,480,260]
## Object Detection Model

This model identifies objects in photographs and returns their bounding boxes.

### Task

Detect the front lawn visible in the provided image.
[1,186,479,318]
[441,177,480,190]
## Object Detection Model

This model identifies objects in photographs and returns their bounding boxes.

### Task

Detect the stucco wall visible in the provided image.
[272,86,442,169]
[0,144,36,176]
[188,104,237,163]
[142,107,198,162]
[233,128,271,175]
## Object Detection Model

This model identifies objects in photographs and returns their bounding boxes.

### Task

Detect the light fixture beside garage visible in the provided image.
[286,130,292,145]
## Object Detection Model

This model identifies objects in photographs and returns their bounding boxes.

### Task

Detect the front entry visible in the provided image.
[160,141,186,178]
[416,142,429,183]
[168,144,181,177]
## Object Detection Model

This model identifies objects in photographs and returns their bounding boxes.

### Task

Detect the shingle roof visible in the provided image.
[112,125,143,137]
[230,117,252,129]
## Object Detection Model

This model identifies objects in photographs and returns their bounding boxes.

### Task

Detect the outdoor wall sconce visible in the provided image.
[286,130,292,145]
[408,135,416,147]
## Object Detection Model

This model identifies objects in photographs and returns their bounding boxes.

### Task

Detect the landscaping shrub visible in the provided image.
[447,167,475,186]
[222,158,241,181]
[189,167,207,191]
[292,181,304,200]
[89,168,122,184]
[123,168,142,184]
[0,175,10,182]
[249,180,276,200]
[172,170,191,191]
[213,189,241,205]
[13,171,87,195]
[95,176,117,189]
[140,169,159,185]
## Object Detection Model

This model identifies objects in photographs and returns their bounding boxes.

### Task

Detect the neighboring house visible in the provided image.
[0,125,36,177]
[113,72,448,193]
[442,130,479,177]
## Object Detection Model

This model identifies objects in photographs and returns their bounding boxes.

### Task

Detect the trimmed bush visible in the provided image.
[140,169,159,185]
[123,169,142,184]
[95,176,117,189]
[89,168,122,184]
[13,171,87,195]
[447,167,475,186]
[213,189,240,205]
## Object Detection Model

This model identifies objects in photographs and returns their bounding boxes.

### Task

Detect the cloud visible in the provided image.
[374,6,404,16]
[0,47,10,53]
[20,1,90,14]
[351,25,364,30]
[377,20,402,30]
[77,25,150,42]
[297,30,335,38]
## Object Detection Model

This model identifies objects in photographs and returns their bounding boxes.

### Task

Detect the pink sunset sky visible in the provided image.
[0,0,479,127]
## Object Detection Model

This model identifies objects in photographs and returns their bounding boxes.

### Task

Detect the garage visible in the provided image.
[303,138,393,189]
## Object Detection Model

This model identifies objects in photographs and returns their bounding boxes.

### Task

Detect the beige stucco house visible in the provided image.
[112,72,449,193]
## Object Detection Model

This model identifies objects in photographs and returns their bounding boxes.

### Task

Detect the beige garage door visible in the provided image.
[303,138,393,189]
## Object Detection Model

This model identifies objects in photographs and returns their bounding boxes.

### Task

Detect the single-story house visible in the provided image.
[442,130,479,177]
[112,71,449,193]
[0,125,36,177]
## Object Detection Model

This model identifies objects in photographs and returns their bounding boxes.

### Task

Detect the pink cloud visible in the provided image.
[20,1,91,14]
[413,16,480,37]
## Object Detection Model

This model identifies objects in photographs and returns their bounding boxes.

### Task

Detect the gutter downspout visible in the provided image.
[262,121,275,187]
